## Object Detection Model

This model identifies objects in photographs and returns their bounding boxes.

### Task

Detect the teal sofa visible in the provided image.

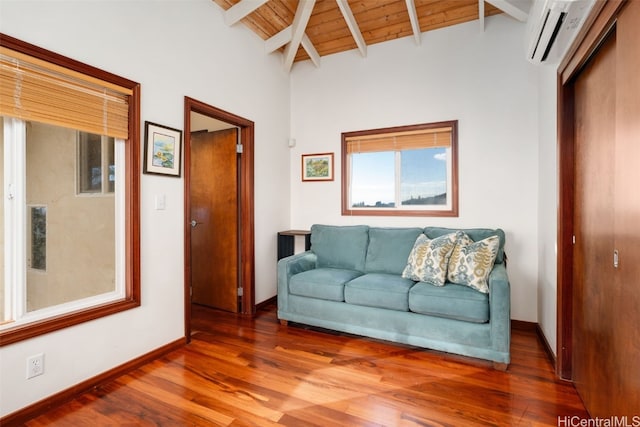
[277,224,511,368]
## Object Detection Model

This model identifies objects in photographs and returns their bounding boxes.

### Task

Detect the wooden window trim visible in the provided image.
[341,120,459,217]
[0,34,140,347]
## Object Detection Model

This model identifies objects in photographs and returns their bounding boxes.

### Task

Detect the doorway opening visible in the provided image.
[184,97,255,341]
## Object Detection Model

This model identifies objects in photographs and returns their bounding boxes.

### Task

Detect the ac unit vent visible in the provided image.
[526,0,594,64]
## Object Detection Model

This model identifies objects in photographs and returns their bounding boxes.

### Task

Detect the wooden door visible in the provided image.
[190,128,239,312]
[572,0,640,415]
[611,0,640,414]
[572,30,617,416]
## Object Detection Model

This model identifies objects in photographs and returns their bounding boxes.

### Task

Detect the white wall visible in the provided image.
[289,15,540,322]
[537,64,559,355]
[0,0,290,416]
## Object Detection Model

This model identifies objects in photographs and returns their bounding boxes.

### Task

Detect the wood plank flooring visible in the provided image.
[24,303,588,426]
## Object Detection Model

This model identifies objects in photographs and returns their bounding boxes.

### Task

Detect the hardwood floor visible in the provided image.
[24,304,588,426]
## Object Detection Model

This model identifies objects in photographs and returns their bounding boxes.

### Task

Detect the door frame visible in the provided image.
[183,97,255,340]
[556,0,625,380]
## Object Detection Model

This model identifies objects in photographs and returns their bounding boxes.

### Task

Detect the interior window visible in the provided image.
[29,206,47,271]
[78,132,116,194]
[342,121,459,217]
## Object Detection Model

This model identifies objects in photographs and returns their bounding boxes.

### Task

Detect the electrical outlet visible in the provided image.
[26,353,44,379]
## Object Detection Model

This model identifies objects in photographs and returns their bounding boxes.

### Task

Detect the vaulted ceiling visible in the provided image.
[212,0,531,71]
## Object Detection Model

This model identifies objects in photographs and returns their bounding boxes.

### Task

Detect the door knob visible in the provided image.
[190,220,202,228]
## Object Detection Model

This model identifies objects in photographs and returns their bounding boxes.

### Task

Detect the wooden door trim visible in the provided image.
[559,0,625,85]
[184,97,256,341]
[556,0,626,380]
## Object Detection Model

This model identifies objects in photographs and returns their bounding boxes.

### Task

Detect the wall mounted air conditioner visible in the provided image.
[526,0,595,64]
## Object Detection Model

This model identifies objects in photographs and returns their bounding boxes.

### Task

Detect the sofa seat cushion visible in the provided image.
[409,282,489,323]
[290,268,362,302]
[344,273,415,311]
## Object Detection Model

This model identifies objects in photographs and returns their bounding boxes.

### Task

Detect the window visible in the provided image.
[29,206,47,271]
[0,34,140,345]
[78,132,115,194]
[342,121,458,217]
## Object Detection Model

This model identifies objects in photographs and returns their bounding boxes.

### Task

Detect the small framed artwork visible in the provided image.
[143,121,183,177]
[302,152,334,182]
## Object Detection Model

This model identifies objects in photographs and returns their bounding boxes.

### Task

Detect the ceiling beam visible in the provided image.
[283,0,316,71]
[485,0,529,22]
[405,0,421,45]
[265,26,321,68]
[224,0,269,26]
[479,0,485,31]
[266,26,292,53]
[301,34,321,67]
[335,0,367,57]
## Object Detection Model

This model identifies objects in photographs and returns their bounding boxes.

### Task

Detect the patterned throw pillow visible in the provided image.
[401,233,457,286]
[447,232,500,293]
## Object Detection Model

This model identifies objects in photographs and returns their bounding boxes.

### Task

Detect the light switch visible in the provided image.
[155,194,166,210]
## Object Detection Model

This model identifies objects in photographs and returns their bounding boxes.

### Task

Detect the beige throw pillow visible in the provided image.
[447,232,500,293]
[402,233,457,286]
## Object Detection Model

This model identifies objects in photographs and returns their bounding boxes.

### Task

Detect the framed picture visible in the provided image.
[143,121,183,177]
[302,152,334,181]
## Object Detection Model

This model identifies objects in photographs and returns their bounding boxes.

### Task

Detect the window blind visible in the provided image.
[345,127,452,154]
[0,46,131,139]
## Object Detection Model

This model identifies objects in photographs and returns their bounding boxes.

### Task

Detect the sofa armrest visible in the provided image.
[277,251,317,313]
[488,263,511,356]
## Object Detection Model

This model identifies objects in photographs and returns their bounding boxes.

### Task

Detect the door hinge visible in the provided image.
[236,144,243,154]
[237,287,243,296]
[572,235,576,245]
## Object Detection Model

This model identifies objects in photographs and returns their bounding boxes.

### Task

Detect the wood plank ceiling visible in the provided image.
[212,0,529,71]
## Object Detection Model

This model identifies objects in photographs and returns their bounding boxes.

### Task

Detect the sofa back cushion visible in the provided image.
[311,224,369,271]
[364,227,423,274]
[423,227,506,264]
